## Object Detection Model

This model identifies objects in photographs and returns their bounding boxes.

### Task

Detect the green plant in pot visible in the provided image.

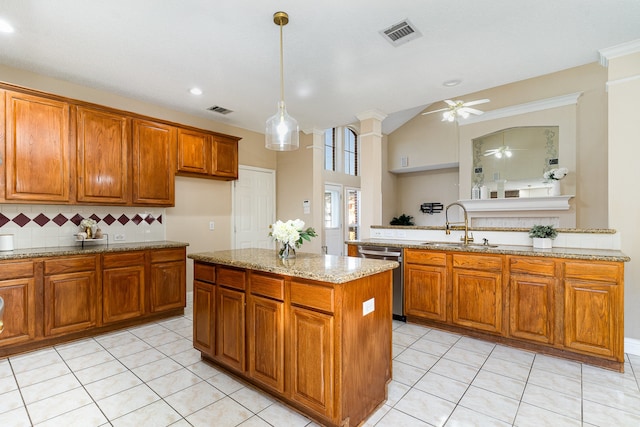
[529,225,557,249]
[390,214,414,226]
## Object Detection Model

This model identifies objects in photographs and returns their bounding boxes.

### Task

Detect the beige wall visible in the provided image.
[0,64,276,291]
[607,51,640,340]
[387,63,608,228]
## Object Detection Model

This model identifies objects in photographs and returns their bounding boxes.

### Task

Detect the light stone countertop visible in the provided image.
[347,239,630,262]
[0,240,189,261]
[188,248,399,284]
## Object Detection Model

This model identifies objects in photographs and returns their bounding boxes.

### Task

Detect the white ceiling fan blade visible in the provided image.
[444,99,457,106]
[463,107,484,115]
[421,107,448,115]
[463,99,490,107]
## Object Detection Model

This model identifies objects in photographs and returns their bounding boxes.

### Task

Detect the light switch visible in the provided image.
[209,221,215,230]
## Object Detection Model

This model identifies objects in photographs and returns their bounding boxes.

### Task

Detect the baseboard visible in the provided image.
[625,337,640,356]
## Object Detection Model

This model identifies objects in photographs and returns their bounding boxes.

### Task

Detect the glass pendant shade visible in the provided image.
[265,101,299,151]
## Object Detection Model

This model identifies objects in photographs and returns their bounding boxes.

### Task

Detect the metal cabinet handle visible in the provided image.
[0,296,4,334]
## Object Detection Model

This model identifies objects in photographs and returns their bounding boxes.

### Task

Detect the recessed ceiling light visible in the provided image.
[443,79,461,87]
[189,87,203,96]
[0,18,15,33]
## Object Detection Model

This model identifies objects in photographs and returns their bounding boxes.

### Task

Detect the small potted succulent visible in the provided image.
[390,214,415,226]
[529,225,557,249]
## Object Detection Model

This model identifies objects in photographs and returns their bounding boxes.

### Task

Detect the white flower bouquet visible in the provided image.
[80,218,97,229]
[269,219,317,248]
[543,167,568,181]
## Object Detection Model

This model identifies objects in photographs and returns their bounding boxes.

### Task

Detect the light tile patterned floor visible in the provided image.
[1,302,640,426]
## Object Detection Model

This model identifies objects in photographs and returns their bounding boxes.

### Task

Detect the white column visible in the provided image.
[357,110,387,239]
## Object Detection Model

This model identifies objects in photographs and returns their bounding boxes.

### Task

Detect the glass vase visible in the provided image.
[278,243,296,259]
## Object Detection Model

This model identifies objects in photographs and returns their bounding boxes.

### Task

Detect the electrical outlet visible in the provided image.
[362,298,375,316]
[114,234,125,241]
[209,221,215,231]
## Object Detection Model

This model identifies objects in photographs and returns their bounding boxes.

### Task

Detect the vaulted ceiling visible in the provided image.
[1,1,639,134]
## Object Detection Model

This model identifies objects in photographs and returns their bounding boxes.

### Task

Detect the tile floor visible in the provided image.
[1,300,640,426]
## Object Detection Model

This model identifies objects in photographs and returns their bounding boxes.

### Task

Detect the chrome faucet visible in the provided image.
[445,202,474,244]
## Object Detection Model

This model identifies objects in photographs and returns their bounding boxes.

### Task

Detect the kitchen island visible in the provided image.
[188,248,398,427]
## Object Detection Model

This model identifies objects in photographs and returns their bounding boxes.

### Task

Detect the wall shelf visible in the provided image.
[460,196,574,212]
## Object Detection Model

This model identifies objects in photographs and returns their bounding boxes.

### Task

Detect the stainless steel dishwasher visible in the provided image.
[357,245,405,321]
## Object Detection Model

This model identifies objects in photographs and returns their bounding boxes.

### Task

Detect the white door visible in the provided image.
[324,184,343,255]
[233,166,276,249]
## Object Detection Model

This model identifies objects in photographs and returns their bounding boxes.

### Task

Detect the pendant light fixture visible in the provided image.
[265,11,299,151]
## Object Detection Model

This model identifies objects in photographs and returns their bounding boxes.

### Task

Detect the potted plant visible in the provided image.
[529,225,557,249]
[390,214,415,226]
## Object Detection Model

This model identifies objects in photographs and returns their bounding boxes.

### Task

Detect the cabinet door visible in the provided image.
[5,91,70,202]
[102,265,145,324]
[132,119,176,205]
[509,274,554,344]
[248,294,285,393]
[177,128,210,175]
[193,280,215,357]
[76,107,130,203]
[404,264,447,322]
[216,286,245,371]
[565,279,620,358]
[0,277,35,346]
[290,306,334,418]
[149,260,186,313]
[211,136,238,179]
[44,271,97,336]
[452,268,503,334]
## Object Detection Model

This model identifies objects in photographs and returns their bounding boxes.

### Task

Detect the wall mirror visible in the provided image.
[472,126,559,197]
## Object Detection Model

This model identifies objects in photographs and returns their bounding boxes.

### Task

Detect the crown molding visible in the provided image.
[459,92,583,126]
[599,39,640,67]
[356,109,387,122]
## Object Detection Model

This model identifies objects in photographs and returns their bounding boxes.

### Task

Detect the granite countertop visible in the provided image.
[372,225,618,234]
[188,248,399,284]
[347,239,630,262]
[0,240,189,261]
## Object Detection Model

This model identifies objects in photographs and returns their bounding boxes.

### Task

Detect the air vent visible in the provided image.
[207,105,233,115]
[380,19,422,46]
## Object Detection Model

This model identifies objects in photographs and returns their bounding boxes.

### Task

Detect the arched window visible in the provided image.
[324,126,359,176]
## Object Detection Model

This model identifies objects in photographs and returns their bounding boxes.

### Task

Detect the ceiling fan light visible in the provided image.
[505,150,513,157]
[495,151,503,159]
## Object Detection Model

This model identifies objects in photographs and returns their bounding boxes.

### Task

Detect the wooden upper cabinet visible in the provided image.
[132,119,176,206]
[212,135,238,179]
[5,91,71,202]
[176,129,239,180]
[177,128,210,175]
[76,107,130,204]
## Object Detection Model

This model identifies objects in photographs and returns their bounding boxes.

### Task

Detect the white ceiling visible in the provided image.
[1,1,640,135]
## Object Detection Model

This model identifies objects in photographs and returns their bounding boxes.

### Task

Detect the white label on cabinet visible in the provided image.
[363,298,375,316]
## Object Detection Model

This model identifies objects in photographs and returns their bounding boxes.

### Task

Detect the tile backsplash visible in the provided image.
[0,204,166,249]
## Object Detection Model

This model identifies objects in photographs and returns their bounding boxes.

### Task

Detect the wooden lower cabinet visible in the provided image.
[216,286,245,371]
[102,252,146,324]
[149,248,186,313]
[405,249,625,371]
[289,305,334,418]
[192,261,393,426]
[563,260,623,359]
[43,256,98,336]
[0,261,36,346]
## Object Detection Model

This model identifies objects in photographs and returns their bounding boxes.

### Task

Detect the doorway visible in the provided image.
[324,184,343,255]
[232,166,276,249]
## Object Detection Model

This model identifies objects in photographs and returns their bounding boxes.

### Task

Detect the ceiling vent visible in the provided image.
[207,105,233,115]
[380,19,422,46]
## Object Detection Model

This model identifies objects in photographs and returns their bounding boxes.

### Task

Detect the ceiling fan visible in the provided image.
[483,144,527,158]
[422,98,490,122]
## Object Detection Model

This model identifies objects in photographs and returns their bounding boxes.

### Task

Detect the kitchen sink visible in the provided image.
[421,241,499,248]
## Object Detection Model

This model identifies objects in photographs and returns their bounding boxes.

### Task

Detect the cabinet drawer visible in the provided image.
[510,257,555,277]
[251,273,285,301]
[0,260,34,280]
[44,256,97,275]
[103,251,146,269]
[290,281,334,313]
[404,249,446,266]
[564,261,622,282]
[150,248,185,263]
[217,266,246,290]
[194,262,215,284]
[453,254,502,271]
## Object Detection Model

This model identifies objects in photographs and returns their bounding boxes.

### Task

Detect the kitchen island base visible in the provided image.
[190,249,397,427]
